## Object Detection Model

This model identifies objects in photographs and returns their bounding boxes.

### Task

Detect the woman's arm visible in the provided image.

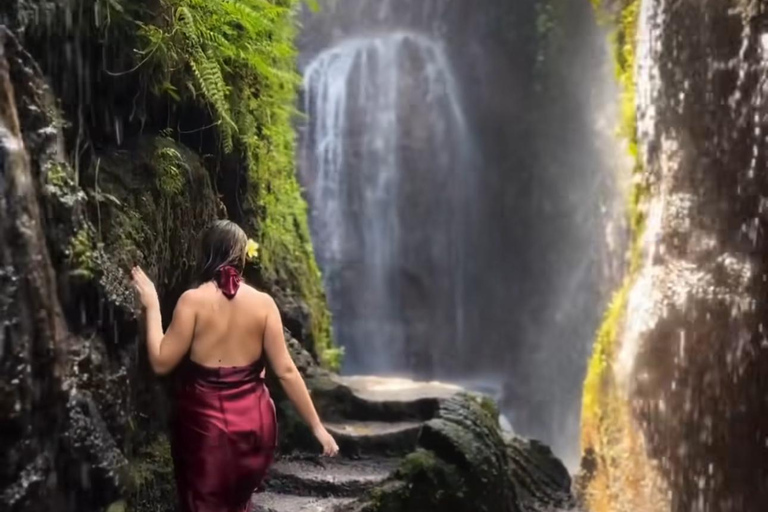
[132,267,196,375]
[262,296,339,456]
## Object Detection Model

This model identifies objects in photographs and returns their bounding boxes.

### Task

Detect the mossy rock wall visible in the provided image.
[581,1,768,511]
[0,0,335,509]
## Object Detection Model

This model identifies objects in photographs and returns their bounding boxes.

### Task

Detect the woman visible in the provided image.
[131,220,339,512]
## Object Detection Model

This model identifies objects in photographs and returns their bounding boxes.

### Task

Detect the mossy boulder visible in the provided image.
[81,135,222,304]
[356,449,469,512]
[415,394,518,511]
[346,394,574,512]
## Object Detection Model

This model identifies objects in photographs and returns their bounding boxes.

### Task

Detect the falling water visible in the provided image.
[298,0,625,467]
[301,32,476,375]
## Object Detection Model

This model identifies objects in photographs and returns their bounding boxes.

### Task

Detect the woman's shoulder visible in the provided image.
[177,286,206,305]
[177,282,219,304]
[236,283,274,304]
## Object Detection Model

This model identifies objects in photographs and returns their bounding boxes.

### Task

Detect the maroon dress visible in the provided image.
[171,267,278,512]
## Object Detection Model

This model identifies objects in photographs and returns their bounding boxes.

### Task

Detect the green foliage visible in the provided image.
[582,281,630,424]
[28,0,335,362]
[137,0,333,360]
[136,0,300,157]
[68,225,98,279]
[589,0,640,153]
[153,138,185,197]
[614,2,640,147]
[45,160,70,188]
[583,0,645,443]
[590,0,640,160]
[320,345,345,373]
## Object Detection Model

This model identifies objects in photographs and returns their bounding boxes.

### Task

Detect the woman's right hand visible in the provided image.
[313,425,339,457]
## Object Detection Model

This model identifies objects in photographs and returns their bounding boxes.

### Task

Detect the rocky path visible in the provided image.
[251,376,462,511]
[250,375,579,512]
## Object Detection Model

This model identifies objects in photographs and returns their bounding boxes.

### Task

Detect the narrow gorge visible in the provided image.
[2,1,768,512]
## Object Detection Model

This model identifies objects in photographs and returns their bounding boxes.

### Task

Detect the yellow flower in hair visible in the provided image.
[245,239,260,261]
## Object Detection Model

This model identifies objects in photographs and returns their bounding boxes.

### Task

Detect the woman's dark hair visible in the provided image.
[199,220,248,282]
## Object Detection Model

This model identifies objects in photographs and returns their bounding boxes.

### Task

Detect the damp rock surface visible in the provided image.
[582,1,768,511]
[261,375,578,512]
[0,13,329,511]
[252,492,356,512]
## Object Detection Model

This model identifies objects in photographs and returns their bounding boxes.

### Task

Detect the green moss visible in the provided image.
[363,449,466,512]
[319,345,344,372]
[397,449,454,480]
[476,394,500,421]
[587,0,646,275]
[124,436,176,512]
[609,0,647,275]
[583,0,645,439]
[582,280,630,426]
[31,0,336,360]
[106,501,127,512]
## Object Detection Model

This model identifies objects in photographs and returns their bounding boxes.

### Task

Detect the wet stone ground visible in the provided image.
[253,376,579,512]
[253,376,454,511]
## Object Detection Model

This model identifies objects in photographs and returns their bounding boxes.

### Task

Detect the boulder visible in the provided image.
[342,393,576,512]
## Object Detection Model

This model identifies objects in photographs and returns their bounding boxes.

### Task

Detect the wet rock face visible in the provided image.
[0,26,216,511]
[593,0,768,510]
[0,27,76,511]
[0,14,328,510]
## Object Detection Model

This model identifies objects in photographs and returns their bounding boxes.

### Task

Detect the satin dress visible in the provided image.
[171,267,278,512]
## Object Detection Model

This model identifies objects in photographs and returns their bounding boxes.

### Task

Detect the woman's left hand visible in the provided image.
[131,266,160,309]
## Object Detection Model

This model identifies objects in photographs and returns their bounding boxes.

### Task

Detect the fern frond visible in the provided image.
[174,6,201,46]
[189,47,236,150]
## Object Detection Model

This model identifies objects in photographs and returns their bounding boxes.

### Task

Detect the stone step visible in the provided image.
[311,375,461,422]
[251,492,355,512]
[325,420,422,457]
[265,456,399,497]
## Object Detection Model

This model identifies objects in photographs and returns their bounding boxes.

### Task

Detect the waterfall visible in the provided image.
[298,0,624,467]
[301,32,475,375]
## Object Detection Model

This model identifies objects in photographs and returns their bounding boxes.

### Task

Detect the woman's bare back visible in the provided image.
[186,282,273,367]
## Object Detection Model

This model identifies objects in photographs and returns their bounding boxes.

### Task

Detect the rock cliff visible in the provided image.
[0,1,330,507]
[581,1,768,511]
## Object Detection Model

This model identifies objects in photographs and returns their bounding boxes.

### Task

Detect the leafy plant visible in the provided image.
[154,138,185,196]
[136,0,334,359]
